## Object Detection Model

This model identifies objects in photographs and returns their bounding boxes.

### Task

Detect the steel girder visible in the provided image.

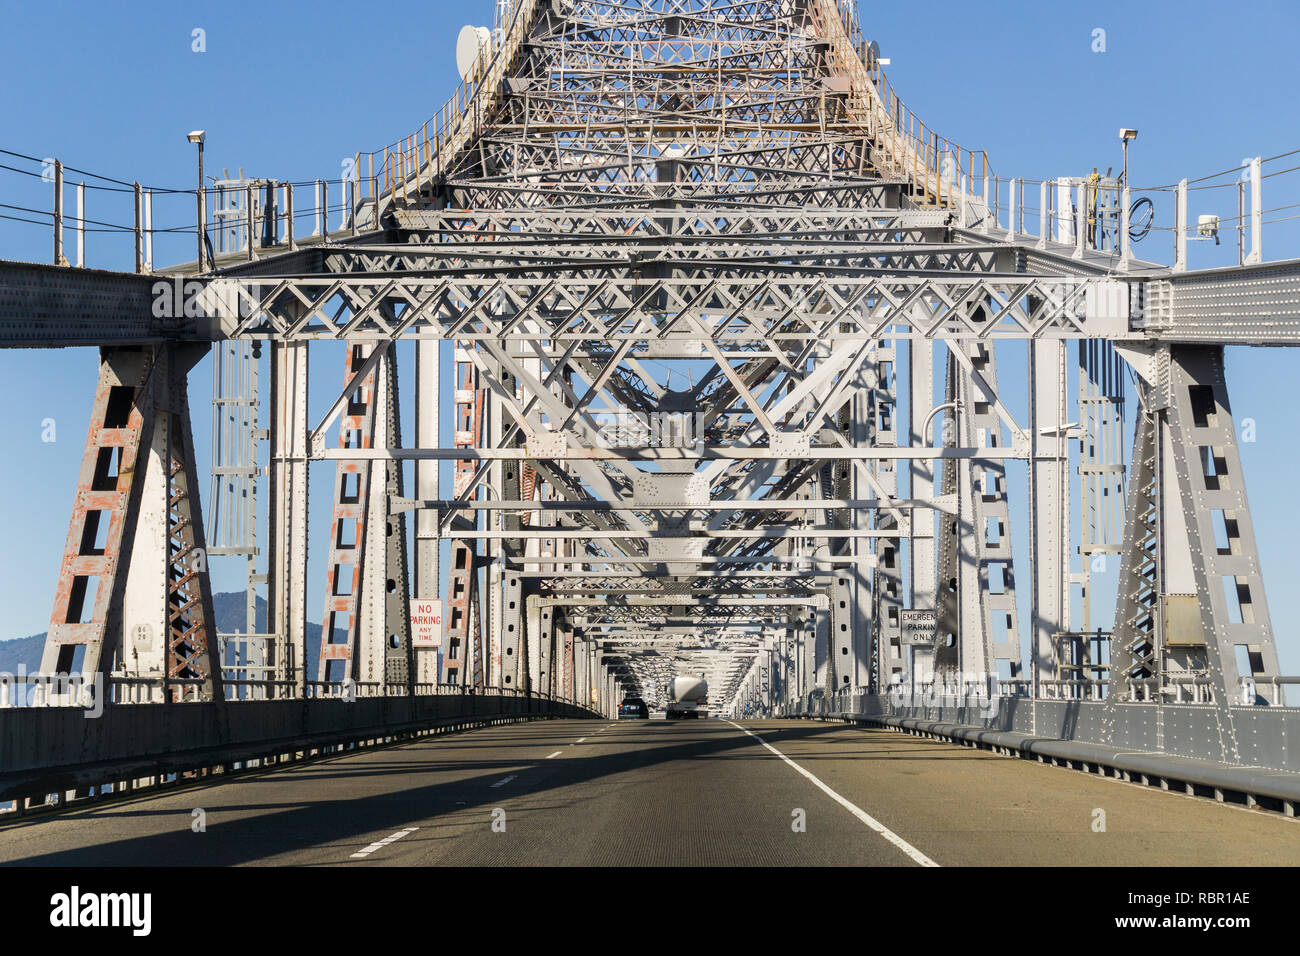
[200,271,1132,344]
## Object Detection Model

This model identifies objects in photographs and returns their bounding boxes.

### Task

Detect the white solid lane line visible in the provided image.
[546,751,563,759]
[490,775,517,788]
[725,720,939,868]
[350,827,419,860]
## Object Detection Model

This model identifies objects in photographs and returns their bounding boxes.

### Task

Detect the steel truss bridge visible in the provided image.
[3,0,1300,825]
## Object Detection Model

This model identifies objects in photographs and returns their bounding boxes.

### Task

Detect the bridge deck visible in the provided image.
[1,719,1295,867]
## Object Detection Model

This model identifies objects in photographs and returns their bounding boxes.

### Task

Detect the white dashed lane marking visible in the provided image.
[350,827,419,860]
[490,775,517,788]
[546,751,563,759]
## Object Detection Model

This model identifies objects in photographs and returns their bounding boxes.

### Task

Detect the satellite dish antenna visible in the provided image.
[455,24,493,78]
[865,40,891,66]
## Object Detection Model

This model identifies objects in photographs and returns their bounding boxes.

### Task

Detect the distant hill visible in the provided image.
[0,592,334,680]
[0,634,44,674]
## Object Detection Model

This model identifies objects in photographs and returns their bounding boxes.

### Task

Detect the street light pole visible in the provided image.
[1119,128,1138,186]
[188,131,206,271]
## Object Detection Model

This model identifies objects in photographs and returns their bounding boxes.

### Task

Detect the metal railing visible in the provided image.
[816,0,991,209]
[0,149,382,273]
[958,150,1300,271]
[763,670,1300,716]
[358,0,543,210]
[0,670,583,710]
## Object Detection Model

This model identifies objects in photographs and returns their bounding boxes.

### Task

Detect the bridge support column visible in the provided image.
[526,595,543,692]
[484,354,507,688]
[268,339,309,695]
[864,342,900,692]
[574,632,588,707]
[318,343,380,685]
[413,339,440,686]
[1028,340,1070,697]
[779,627,796,711]
[537,604,555,696]
[560,620,575,702]
[907,335,936,685]
[374,352,414,690]
[44,345,223,701]
[1114,345,1281,721]
[498,566,524,690]
[962,343,1021,680]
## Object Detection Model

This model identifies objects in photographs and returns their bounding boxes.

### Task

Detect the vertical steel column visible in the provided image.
[483,352,507,688]
[374,351,414,689]
[413,339,440,685]
[1028,340,1071,697]
[1078,340,1127,637]
[44,346,223,702]
[442,351,484,685]
[319,344,379,684]
[560,619,575,702]
[866,342,901,690]
[160,345,224,701]
[1111,389,1160,696]
[534,601,555,696]
[934,351,963,678]
[1164,346,1281,711]
[907,335,936,683]
[959,342,1021,680]
[268,340,309,695]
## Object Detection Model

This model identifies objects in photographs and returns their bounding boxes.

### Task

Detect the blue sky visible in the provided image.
[0,0,1298,674]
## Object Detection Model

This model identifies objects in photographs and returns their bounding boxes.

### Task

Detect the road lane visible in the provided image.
[748,720,1300,866]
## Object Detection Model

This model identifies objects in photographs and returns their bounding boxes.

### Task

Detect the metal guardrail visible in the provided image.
[774,688,1300,771]
[360,0,543,212]
[0,671,582,709]
[817,0,991,208]
[860,713,1300,816]
[0,687,600,816]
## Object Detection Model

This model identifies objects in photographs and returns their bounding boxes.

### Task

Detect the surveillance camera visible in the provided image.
[1119,128,1139,141]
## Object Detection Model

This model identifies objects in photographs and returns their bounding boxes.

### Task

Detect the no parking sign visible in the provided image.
[410,599,443,647]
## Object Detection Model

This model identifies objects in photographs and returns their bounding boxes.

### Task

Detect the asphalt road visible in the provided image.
[1,718,1296,866]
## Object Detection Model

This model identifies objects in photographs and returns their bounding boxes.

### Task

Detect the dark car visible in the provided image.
[618,697,649,719]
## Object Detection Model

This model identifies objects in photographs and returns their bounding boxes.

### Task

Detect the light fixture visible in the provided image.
[1119,128,1139,186]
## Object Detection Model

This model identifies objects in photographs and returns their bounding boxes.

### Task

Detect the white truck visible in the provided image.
[665,676,708,719]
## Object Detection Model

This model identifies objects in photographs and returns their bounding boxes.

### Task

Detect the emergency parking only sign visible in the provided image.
[900,609,937,646]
